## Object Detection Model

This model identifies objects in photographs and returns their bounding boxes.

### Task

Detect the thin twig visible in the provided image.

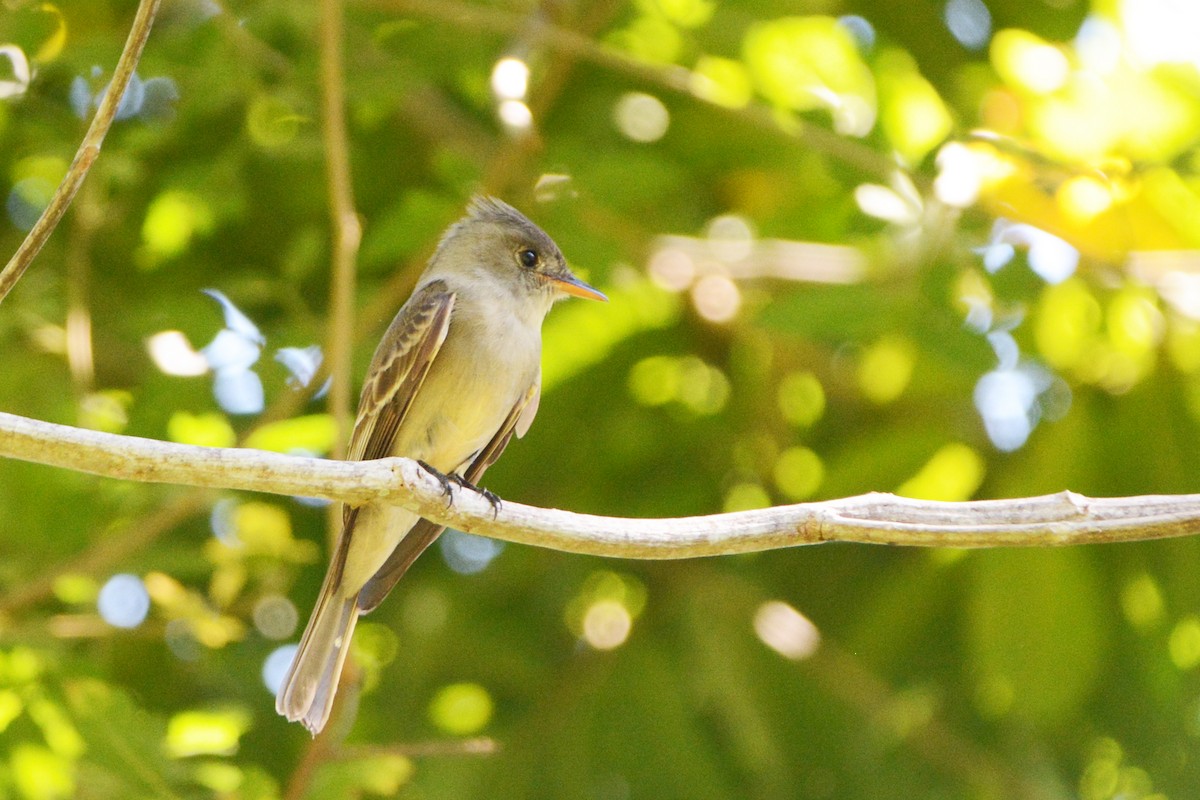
[2,410,1200,554]
[320,0,362,464]
[283,1,366,793]
[336,738,500,760]
[0,0,163,304]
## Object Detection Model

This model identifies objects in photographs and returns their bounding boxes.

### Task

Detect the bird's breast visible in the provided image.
[390,302,540,472]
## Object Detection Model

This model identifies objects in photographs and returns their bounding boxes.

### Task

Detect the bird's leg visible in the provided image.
[446,474,502,518]
[417,460,455,506]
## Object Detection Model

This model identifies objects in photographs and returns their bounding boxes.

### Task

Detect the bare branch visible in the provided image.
[3,411,1200,555]
[319,0,362,463]
[0,0,163,304]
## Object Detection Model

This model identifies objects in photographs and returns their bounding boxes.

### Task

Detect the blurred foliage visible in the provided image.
[2,0,1200,797]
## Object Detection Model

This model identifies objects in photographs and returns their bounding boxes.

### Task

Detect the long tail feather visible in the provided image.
[275,585,359,734]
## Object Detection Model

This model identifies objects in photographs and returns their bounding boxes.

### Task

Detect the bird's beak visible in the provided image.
[550,272,608,302]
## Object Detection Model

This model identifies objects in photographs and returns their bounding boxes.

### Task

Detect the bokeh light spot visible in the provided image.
[613,92,670,143]
[723,483,771,512]
[628,355,678,407]
[648,247,696,291]
[1120,574,1164,631]
[1057,175,1112,223]
[944,0,992,50]
[246,95,303,149]
[973,365,1055,451]
[583,599,633,650]
[97,573,150,629]
[1109,289,1164,354]
[777,371,825,427]
[1075,16,1120,75]
[653,0,715,28]
[991,29,1069,95]
[855,183,920,225]
[147,330,209,376]
[497,99,533,131]
[243,414,338,456]
[1169,616,1200,670]
[691,274,741,322]
[773,446,824,500]
[429,683,494,735]
[142,190,213,262]
[566,570,647,649]
[1122,0,1200,71]
[490,57,529,100]
[0,45,31,99]
[440,529,505,575]
[837,15,876,52]
[706,214,755,262]
[608,16,682,64]
[353,622,400,671]
[6,178,54,231]
[858,336,916,404]
[262,645,298,694]
[754,601,820,660]
[628,355,729,413]
[252,595,298,640]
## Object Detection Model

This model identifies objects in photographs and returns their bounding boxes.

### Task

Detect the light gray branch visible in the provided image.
[2,410,1199,556]
[0,0,163,304]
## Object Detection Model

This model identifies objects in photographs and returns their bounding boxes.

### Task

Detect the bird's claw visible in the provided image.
[416,462,501,517]
[449,473,502,518]
[417,460,454,506]
[477,486,502,519]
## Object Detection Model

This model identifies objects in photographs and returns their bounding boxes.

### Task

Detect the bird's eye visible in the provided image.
[517,248,539,269]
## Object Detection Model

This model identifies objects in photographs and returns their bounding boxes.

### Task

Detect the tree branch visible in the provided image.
[319,0,361,464]
[0,0,163,304]
[3,411,1200,554]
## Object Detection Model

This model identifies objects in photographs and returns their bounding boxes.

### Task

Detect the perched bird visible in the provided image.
[276,197,606,734]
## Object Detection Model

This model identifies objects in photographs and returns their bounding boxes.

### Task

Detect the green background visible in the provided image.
[2,0,1200,797]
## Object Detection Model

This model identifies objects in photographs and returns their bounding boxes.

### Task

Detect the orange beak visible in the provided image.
[551,272,608,301]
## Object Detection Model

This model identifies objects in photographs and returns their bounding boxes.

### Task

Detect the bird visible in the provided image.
[276,196,606,734]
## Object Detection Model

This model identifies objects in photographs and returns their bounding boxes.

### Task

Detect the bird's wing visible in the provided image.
[355,377,542,614]
[347,279,456,466]
[328,281,455,587]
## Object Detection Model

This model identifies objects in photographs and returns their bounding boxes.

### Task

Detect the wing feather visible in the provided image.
[355,378,541,613]
[328,281,455,585]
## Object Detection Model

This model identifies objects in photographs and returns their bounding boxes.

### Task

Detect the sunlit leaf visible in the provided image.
[165,708,252,758]
[11,743,74,800]
[243,414,337,454]
[743,16,875,133]
[166,411,236,448]
[876,49,953,163]
[896,443,985,500]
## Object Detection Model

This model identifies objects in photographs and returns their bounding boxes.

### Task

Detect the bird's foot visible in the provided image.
[417,462,501,516]
[447,474,502,518]
[417,460,454,506]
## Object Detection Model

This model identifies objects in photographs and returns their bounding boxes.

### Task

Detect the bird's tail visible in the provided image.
[275,580,359,735]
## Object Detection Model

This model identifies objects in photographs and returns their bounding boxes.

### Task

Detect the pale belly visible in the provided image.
[339,307,540,594]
